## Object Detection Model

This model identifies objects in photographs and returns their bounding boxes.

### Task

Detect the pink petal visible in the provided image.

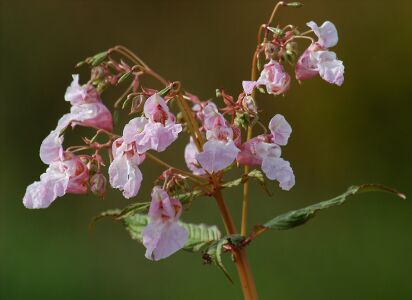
[70,102,113,132]
[307,21,338,49]
[242,81,257,95]
[196,140,240,173]
[142,221,188,261]
[184,139,206,175]
[261,157,295,191]
[268,114,292,146]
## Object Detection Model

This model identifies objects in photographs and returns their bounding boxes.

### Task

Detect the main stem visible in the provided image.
[214,190,259,300]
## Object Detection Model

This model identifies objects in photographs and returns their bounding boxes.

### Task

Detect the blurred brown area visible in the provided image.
[1,0,411,299]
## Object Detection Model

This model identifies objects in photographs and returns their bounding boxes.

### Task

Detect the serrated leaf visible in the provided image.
[203,238,233,283]
[222,170,272,196]
[258,184,405,231]
[122,213,222,252]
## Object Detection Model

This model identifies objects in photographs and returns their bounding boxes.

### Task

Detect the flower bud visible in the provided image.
[90,173,107,197]
[264,43,278,60]
[242,95,258,115]
[87,159,99,174]
[130,94,146,114]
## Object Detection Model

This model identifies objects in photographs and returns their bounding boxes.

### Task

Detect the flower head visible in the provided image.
[142,186,188,261]
[257,60,291,95]
[108,138,145,199]
[23,153,89,209]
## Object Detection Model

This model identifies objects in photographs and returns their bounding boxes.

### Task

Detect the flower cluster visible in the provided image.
[23,10,344,262]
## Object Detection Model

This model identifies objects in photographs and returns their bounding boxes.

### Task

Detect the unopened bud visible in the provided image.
[87,159,99,174]
[242,96,258,115]
[90,173,107,197]
[264,43,278,60]
[91,66,106,82]
[130,94,146,114]
[286,2,304,8]
[234,111,251,129]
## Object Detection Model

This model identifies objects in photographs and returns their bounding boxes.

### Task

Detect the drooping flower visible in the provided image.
[65,74,100,105]
[142,186,188,261]
[195,103,240,173]
[64,74,113,131]
[70,102,113,132]
[295,21,344,86]
[257,60,291,95]
[23,153,89,209]
[123,94,182,153]
[108,138,145,199]
[236,115,295,190]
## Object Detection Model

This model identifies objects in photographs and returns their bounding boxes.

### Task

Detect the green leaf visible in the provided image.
[258,184,406,231]
[122,213,222,252]
[203,238,233,283]
[222,170,272,196]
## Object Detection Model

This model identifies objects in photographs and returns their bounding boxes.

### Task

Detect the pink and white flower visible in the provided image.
[23,153,89,209]
[122,94,182,153]
[195,103,240,173]
[65,74,100,105]
[142,186,188,261]
[257,60,291,95]
[236,114,295,191]
[108,138,145,199]
[296,21,344,86]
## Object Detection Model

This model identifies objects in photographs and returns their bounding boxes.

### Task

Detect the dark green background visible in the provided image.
[1,0,411,299]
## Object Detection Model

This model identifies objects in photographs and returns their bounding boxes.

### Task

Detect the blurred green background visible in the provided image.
[1,0,411,299]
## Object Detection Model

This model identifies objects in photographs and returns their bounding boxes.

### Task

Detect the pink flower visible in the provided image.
[295,21,344,86]
[65,74,100,105]
[143,94,172,124]
[195,103,240,173]
[269,114,292,146]
[295,45,319,81]
[307,21,338,49]
[257,60,291,95]
[184,138,205,175]
[40,130,64,164]
[121,94,182,153]
[70,102,113,132]
[242,81,258,95]
[108,139,145,199]
[142,186,188,261]
[296,47,344,86]
[23,154,89,209]
[136,121,182,153]
[236,115,295,190]
[196,140,240,173]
